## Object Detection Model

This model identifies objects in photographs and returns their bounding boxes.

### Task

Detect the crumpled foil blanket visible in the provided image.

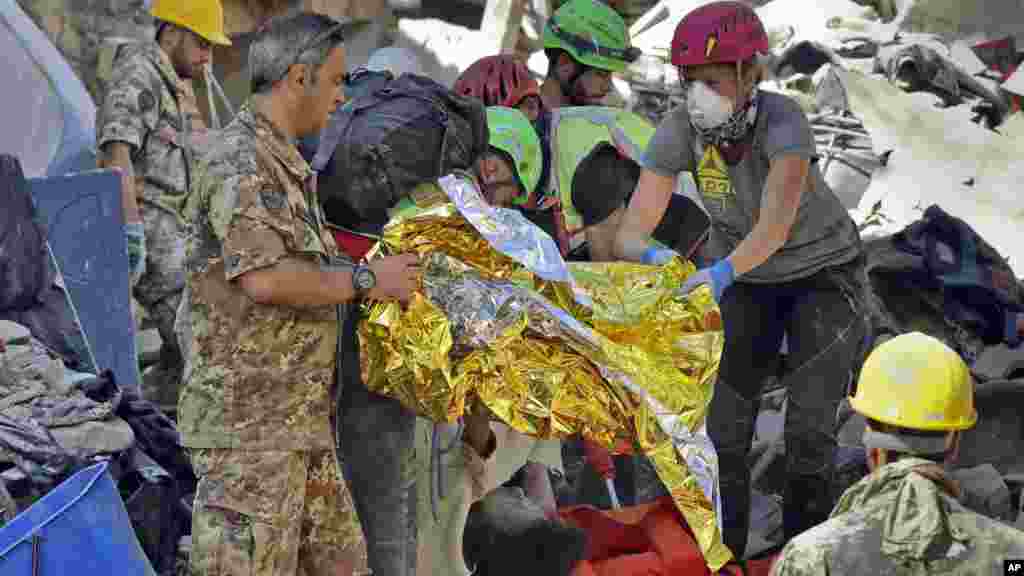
[357,172,730,569]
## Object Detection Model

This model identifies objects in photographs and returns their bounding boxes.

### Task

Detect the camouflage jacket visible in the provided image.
[177,103,341,451]
[97,41,209,224]
[772,458,1024,575]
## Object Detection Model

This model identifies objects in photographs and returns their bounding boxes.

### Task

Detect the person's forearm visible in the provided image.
[726,156,806,276]
[725,216,789,277]
[239,258,357,307]
[614,170,675,261]
[99,143,141,223]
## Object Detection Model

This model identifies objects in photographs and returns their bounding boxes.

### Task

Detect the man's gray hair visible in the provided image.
[250,11,346,94]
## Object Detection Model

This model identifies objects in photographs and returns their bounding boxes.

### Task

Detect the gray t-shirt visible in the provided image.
[643,91,861,283]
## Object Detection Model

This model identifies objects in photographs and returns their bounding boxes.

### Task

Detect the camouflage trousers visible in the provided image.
[135,203,186,400]
[189,449,369,576]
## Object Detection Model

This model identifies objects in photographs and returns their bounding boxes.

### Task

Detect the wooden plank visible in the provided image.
[481,0,526,54]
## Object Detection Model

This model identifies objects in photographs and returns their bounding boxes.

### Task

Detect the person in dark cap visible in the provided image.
[568,142,642,263]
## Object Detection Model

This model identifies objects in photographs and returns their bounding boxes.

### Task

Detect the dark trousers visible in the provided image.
[709,259,867,559]
[337,305,417,576]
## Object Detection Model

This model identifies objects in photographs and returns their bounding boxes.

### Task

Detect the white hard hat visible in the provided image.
[364,46,423,77]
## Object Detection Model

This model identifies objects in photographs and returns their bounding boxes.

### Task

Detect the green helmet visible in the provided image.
[486,106,544,206]
[543,0,640,73]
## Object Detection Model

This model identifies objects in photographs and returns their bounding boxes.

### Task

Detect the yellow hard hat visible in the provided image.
[151,0,232,46]
[850,332,977,431]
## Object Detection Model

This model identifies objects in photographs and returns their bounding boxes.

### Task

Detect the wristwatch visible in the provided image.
[352,264,377,296]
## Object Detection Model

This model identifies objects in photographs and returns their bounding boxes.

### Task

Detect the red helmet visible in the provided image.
[671,1,770,68]
[454,55,541,109]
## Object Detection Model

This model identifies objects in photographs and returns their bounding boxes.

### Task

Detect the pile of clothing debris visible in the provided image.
[0,154,194,575]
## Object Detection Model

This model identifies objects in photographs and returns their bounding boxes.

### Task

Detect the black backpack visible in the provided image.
[311,73,489,234]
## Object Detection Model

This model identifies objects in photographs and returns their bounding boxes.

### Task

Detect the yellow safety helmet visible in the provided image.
[850,332,977,432]
[151,0,232,46]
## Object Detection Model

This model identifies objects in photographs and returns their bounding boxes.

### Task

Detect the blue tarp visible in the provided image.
[30,169,138,392]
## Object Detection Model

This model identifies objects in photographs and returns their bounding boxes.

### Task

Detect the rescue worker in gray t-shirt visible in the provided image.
[612,2,868,565]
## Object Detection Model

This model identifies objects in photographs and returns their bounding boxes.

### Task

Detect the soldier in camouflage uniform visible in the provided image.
[772,332,1024,576]
[96,0,230,400]
[177,13,419,575]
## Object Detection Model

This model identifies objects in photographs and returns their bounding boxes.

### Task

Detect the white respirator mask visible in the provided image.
[685,81,736,131]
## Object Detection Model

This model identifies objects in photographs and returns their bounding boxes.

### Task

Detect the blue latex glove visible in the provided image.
[640,246,677,266]
[125,221,146,287]
[1007,310,1022,348]
[678,259,735,302]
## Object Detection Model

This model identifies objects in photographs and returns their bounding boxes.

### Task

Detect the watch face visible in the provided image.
[355,267,375,291]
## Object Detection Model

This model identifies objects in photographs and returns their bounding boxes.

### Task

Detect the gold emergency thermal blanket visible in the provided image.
[357,173,730,569]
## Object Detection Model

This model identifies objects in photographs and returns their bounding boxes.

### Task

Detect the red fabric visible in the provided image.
[972,37,1017,76]
[330,228,376,262]
[594,552,662,575]
[970,37,1021,112]
[561,498,781,576]
[562,498,708,576]
[746,555,780,576]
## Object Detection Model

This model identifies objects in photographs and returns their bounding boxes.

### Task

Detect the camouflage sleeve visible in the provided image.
[220,171,297,282]
[769,543,823,576]
[181,159,208,228]
[97,56,159,152]
[184,157,229,229]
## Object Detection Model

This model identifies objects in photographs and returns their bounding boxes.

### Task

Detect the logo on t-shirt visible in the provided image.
[696,146,732,205]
